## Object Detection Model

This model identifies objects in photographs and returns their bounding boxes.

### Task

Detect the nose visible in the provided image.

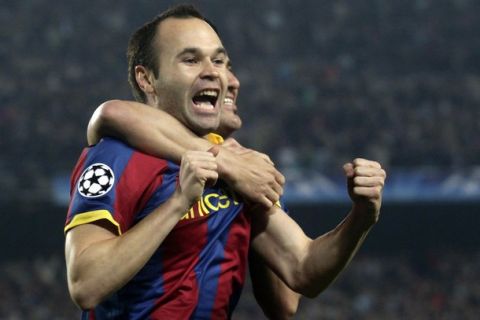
[227,70,240,90]
[200,60,220,80]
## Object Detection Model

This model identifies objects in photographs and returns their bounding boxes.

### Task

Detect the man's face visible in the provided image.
[151,17,228,135]
[217,68,242,137]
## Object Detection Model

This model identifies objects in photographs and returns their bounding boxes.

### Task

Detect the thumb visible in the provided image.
[343,162,355,194]
[343,162,354,178]
[208,145,220,157]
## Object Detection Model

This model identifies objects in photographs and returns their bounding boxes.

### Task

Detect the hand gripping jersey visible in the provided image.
[65,137,251,320]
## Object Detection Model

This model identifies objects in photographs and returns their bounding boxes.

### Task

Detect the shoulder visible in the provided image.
[72,137,171,192]
[91,137,134,156]
[88,137,169,169]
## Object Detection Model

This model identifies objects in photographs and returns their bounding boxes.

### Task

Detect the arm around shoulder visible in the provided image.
[87,99,212,160]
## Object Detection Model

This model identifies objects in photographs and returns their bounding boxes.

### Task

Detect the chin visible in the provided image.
[189,120,219,136]
[229,118,242,130]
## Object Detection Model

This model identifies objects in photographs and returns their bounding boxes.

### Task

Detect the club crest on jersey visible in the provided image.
[77,163,115,198]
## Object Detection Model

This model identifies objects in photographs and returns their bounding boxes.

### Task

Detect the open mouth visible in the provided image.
[223,95,238,114]
[192,89,219,110]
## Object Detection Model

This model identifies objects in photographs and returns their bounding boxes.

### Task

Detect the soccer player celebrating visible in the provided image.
[65,4,386,319]
[88,63,302,318]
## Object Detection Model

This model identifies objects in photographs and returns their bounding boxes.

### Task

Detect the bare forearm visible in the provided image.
[87,100,285,207]
[251,206,375,298]
[88,100,212,161]
[298,159,385,296]
[300,207,374,297]
[249,251,300,319]
[250,159,385,298]
[66,192,190,309]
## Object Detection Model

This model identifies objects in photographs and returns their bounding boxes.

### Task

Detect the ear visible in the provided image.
[135,65,156,96]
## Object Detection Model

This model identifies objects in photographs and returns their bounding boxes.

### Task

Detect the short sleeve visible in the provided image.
[65,138,134,235]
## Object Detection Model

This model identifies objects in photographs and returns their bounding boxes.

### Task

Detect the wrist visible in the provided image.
[170,189,196,219]
[215,146,236,182]
[350,202,379,230]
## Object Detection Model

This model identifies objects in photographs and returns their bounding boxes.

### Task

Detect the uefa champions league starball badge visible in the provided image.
[77,163,115,198]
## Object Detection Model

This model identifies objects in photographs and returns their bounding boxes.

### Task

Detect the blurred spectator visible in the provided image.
[1,250,479,319]
[0,0,480,189]
[2,2,480,318]
[1,1,480,197]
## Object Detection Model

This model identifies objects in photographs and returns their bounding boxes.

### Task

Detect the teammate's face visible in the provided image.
[151,17,228,135]
[217,68,242,137]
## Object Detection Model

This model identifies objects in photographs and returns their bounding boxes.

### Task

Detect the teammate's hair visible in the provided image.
[127,4,219,103]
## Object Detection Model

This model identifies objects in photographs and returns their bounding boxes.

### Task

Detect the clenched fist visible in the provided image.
[343,158,387,226]
[177,150,219,206]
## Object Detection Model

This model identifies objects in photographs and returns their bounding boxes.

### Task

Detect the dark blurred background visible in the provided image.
[1,0,479,319]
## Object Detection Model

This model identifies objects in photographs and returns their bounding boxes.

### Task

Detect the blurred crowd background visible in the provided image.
[1,0,479,318]
[2,249,479,319]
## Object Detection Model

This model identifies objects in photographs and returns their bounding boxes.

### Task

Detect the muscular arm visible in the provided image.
[65,151,218,309]
[66,194,189,309]
[87,100,284,207]
[87,101,298,314]
[223,139,300,318]
[250,159,386,297]
[249,249,300,319]
[88,100,212,162]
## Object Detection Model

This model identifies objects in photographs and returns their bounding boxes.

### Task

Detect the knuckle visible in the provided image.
[188,160,197,169]
[184,153,194,162]
[370,187,381,199]
[353,158,363,165]
[378,178,385,187]
[353,167,362,176]
[353,176,363,185]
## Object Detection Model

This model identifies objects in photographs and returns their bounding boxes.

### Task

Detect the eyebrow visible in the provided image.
[176,47,228,57]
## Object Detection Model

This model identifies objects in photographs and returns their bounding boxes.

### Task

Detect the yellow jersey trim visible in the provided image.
[64,210,121,235]
[206,133,224,145]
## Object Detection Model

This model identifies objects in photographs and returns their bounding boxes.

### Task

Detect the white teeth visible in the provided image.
[224,97,234,105]
[198,90,218,97]
[197,102,214,109]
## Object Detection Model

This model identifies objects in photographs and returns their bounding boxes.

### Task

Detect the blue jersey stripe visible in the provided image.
[133,161,178,223]
[119,248,165,319]
[113,161,178,318]
[227,282,243,319]
[191,189,243,319]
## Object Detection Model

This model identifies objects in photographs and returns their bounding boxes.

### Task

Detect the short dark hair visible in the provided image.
[127,4,219,103]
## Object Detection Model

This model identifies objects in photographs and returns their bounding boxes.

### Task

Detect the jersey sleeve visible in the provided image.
[64,138,137,235]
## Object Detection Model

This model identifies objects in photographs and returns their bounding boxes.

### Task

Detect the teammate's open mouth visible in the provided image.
[192,89,219,110]
[223,96,238,114]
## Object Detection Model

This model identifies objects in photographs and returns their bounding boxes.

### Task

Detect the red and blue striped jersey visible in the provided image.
[65,137,251,319]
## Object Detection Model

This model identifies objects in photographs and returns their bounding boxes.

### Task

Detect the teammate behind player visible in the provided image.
[65,4,386,319]
[88,64,302,318]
